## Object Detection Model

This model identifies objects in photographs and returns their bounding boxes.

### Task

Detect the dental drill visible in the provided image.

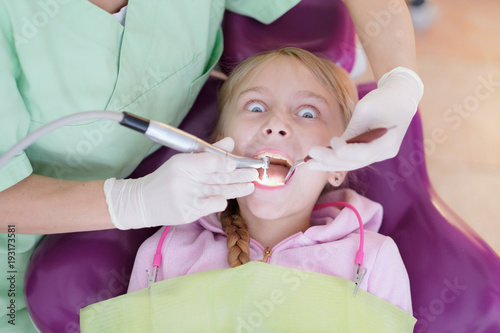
[120,112,269,169]
[0,111,270,171]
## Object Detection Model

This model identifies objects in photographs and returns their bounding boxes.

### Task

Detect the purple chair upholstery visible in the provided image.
[220,0,356,74]
[356,83,500,333]
[24,228,154,333]
[25,1,500,332]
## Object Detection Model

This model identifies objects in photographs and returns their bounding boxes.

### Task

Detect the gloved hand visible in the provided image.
[307,67,424,171]
[104,137,258,230]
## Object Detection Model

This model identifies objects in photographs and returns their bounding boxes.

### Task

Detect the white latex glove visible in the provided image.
[307,67,424,171]
[104,137,258,230]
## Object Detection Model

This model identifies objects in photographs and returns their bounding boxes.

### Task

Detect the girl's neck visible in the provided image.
[240,209,311,249]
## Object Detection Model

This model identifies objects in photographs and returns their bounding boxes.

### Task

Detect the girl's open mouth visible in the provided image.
[255,153,292,187]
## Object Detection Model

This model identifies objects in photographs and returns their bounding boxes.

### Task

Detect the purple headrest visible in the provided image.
[220,0,356,74]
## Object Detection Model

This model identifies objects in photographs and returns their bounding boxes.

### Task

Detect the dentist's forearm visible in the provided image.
[342,0,417,80]
[0,174,114,234]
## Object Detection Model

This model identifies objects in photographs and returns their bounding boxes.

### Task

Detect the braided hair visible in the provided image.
[220,200,251,267]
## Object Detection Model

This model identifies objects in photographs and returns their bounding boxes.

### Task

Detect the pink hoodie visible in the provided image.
[128,189,413,314]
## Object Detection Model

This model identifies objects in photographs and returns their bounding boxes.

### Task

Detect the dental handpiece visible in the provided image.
[120,112,269,169]
[0,111,268,172]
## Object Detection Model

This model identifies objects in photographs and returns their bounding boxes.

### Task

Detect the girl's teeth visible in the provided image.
[257,153,292,166]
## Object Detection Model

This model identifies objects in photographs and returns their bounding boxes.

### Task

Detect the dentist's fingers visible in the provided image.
[198,182,256,200]
[181,182,254,221]
[184,181,255,219]
[175,157,258,184]
[195,196,229,216]
[178,151,239,174]
[200,168,258,185]
[177,195,229,223]
[170,150,259,184]
[165,152,236,180]
[307,138,389,172]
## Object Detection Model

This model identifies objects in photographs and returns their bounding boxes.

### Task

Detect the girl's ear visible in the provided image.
[327,171,348,187]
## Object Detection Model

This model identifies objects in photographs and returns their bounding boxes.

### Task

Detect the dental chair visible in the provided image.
[24,1,500,332]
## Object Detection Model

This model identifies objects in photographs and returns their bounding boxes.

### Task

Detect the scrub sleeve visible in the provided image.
[0,0,300,331]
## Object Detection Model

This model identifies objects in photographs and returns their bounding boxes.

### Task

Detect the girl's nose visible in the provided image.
[265,128,288,136]
[263,113,291,138]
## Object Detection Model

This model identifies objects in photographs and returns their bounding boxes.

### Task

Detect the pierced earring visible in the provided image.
[334,177,340,186]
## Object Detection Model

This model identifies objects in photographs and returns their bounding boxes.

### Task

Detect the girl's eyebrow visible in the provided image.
[239,87,329,106]
[238,86,270,99]
[295,90,329,106]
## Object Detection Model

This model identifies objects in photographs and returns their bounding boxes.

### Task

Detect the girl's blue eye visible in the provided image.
[297,107,318,119]
[246,101,266,113]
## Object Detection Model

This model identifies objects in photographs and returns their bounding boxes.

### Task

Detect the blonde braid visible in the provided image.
[220,200,251,267]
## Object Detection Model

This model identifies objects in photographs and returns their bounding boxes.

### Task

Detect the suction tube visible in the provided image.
[0,111,124,170]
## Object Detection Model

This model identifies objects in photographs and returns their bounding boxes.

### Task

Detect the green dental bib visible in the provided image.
[81,262,416,332]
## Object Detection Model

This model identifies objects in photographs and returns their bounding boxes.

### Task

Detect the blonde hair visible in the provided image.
[216,47,358,267]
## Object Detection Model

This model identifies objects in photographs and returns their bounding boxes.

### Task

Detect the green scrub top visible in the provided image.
[0,0,299,331]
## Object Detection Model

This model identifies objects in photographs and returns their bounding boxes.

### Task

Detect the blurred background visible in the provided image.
[357,0,500,254]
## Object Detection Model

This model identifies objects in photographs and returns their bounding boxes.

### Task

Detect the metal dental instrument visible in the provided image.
[120,112,270,170]
[283,127,392,184]
[0,111,269,171]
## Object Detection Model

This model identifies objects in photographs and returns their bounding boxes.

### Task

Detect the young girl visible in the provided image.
[82,48,415,331]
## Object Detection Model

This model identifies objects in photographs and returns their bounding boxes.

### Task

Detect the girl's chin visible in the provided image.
[238,192,288,212]
[239,205,286,222]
